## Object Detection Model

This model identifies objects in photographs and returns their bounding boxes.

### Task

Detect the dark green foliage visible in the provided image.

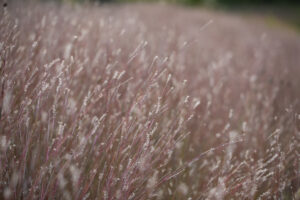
[181,0,300,6]
[216,0,299,5]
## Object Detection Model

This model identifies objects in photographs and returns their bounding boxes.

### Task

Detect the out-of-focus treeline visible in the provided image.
[175,0,300,6]
[34,0,300,5]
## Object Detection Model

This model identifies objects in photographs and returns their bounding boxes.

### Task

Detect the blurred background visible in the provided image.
[24,0,300,34]
[33,0,300,5]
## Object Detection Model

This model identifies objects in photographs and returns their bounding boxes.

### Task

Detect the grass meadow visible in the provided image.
[0,1,300,199]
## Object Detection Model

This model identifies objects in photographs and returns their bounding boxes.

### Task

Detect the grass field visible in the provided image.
[0,2,300,199]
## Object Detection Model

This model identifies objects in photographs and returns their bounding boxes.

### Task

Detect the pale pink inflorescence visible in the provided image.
[0,2,300,200]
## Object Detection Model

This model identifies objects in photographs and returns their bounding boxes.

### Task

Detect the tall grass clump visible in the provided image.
[1,2,300,199]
